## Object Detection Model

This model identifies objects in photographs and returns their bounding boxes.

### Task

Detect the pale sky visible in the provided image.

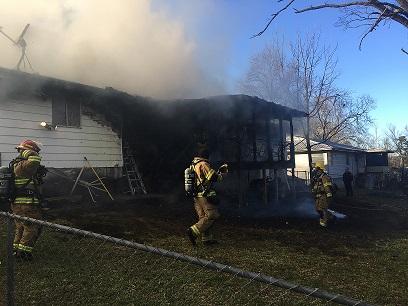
[0,0,406,134]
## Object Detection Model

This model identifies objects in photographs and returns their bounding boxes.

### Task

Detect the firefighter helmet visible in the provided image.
[15,139,41,152]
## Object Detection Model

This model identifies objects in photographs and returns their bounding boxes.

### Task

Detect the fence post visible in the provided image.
[5,215,15,306]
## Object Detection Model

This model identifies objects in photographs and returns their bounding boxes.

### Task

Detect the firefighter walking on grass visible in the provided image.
[11,139,45,261]
[186,146,228,246]
[311,165,333,227]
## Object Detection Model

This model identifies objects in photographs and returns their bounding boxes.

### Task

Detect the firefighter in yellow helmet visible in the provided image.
[11,139,45,260]
[311,165,333,227]
[186,146,228,246]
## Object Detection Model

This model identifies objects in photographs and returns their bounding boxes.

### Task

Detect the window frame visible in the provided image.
[52,96,81,128]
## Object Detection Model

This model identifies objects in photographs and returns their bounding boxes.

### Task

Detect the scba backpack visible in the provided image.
[0,158,47,202]
[0,166,13,200]
[184,160,206,197]
[184,165,196,197]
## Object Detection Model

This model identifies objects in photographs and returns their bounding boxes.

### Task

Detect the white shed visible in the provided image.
[293,137,366,187]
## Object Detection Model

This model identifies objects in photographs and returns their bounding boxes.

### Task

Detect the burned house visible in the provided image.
[0,67,306,203]
[129,96,306,205]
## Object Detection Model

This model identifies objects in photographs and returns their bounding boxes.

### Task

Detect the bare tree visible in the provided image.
[310,93,375,143]
[238,41,298,107]
[385,124,408,167]
[360,123,383,149]
[239,34,375,171]
[253,1,408,53]
[290,34,340,172]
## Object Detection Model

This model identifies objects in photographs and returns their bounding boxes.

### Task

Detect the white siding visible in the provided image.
[357,155,366,173]
[294,151,365,184]
[294,153,310,171]
[0,97,122,168]
[294,153,326,171]
[294,153,326,181]
[326,152,361,183]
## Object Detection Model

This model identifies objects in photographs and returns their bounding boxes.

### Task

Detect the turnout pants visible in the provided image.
[315,196,331,226]
[11,203,42,253]
[191,197,220,241]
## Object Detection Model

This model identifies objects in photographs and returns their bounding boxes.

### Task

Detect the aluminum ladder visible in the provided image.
[122,144,147,195]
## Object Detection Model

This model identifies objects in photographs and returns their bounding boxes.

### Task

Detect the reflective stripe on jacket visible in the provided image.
[192,157,221,198]
[13,150,42,205]
[312,173,333,198]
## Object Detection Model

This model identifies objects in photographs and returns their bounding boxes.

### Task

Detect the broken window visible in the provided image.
[52,96,80,127]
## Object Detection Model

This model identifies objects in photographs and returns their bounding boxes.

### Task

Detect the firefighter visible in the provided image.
[186,146,228,246]
[11,140,44,261]
[311,165,333,227]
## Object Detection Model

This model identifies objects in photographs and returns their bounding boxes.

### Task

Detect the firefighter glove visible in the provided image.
[218,164,228,174]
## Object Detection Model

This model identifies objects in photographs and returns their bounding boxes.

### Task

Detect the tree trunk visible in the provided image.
[305,114,313,186]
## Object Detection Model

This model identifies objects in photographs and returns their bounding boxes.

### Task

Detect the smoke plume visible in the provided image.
[0,0,225,99]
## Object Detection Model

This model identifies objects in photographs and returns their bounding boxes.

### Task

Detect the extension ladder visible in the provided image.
[122,144,147,195]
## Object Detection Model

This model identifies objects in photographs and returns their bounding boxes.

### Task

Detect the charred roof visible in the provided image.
[0,67,306,132]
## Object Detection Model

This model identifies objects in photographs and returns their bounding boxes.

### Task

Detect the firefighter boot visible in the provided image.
[13,249,20,258]
[186,227,198,246]
[319,219,327,227]
[203,240,219,246]
[320,209,330,228]
[202,229,218,246]
[317,210,327,227]
[19,251,33,261]
[14,250,33,261]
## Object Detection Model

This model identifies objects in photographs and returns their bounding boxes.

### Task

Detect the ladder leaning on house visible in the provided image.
[122,144,147,195]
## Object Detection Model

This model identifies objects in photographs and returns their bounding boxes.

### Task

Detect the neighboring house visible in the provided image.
[365,149,393,189]
[366,149,391,172]
[293,137,366,187]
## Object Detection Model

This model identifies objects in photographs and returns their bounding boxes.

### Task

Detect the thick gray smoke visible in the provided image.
[0,0,225,99]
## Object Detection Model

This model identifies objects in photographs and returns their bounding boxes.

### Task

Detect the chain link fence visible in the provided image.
[0,212,373,306]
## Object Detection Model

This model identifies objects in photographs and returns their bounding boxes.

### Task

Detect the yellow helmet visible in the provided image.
[314,161,325,170]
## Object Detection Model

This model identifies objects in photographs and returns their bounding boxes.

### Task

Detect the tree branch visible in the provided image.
[295,2,380,13]
[359,7,388,50]
[255,1,408,53]
[251,0,296,38]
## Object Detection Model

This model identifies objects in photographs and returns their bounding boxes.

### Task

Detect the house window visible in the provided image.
[52,96,80,127]
[346,153,350,165]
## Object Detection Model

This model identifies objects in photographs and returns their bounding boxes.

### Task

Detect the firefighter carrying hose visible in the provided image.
[311,165,333,227]
[11,139,45,261]
[186,146,228,246]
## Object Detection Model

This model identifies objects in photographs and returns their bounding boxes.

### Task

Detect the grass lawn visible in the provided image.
[1,189,408,305]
